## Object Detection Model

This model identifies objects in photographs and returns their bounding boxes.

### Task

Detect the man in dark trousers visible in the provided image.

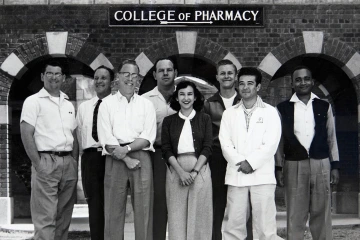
[276,65,340,240]
[142,57,177,240]
[76,65,114,240]
[204,59,252,240]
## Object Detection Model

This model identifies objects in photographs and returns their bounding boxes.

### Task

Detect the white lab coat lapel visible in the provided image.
[246,107,261,138]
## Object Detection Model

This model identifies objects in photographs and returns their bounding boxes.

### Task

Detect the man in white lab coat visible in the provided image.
[219,67,281,240]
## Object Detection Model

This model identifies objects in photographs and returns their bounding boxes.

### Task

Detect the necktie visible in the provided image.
[92,99,102,142]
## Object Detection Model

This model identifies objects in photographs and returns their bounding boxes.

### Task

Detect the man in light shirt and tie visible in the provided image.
[76,65,114,240]
[97,59,157,240]
[276,65,340,240]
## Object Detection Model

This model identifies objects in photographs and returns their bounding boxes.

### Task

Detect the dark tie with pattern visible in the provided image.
[92,99,102,142]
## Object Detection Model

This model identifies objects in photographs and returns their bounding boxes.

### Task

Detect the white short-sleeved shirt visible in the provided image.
[97,91,157,154]
[76,95,111,151]
[20,88,77,151]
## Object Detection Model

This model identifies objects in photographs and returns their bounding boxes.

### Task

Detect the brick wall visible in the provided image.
[0,3,359,206]
[0,124,11,198]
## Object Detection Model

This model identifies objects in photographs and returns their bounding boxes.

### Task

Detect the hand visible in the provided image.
[190,171,198,181]
[330,169,339,185]
[275,170,284,187]
[111,146,128,160]
[123,156,141,170]
[236,160,254,174]
[179,170,194,186]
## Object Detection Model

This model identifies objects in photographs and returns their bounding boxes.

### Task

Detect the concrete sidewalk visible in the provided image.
[1,204,360,240]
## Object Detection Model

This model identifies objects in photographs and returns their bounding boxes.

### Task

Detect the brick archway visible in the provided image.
[134,31,242,80]
[258,31,360,97]
[0,32,113,224]
[258,31,360,214]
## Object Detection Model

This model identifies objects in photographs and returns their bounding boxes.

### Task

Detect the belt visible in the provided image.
[83,147,103,153]
[120,142,131,147]
[39,151,71,156]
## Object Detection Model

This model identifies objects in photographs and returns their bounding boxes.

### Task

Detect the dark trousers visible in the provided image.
[209,148,253,240]
[150,148,168,240]
[81,151,106,240]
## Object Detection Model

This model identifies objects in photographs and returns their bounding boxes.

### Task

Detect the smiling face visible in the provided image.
[94,68,112,98]
[117,63,139,96]
[41,65,65,96]
[292,68,314,97]
[177,85,196,112]
[216,64,236,90]
[153,59,177,88]
[238,75,261,101]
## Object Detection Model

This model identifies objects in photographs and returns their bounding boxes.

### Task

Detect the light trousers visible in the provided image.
[166,153,213,240]
[31,153,78,240]
[222,184,277,240]
[104,150,153,240]
[284,158,332,240]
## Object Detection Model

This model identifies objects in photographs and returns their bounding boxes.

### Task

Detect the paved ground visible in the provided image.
[1,205,360,239]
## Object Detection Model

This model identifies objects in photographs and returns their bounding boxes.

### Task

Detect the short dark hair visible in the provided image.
[42,60,65,75]
[291,65,312,80]
[117,59,140,74]
[154,57,177,72]
[216,59,237,74]
[237,67,262,86]
[169,80,204,112]
[95,65,115,81]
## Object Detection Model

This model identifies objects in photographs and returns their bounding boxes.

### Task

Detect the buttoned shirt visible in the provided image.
[142,86,176,146]
[20,88,76,151]
[238,96,266,131]
[290,93,339,160]
[177,110,196,154]
[76,95,110,152]
[97,91,157,154]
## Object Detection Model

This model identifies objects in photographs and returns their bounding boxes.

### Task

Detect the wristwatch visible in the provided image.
[191,169,199,174]
[126,145,132,152]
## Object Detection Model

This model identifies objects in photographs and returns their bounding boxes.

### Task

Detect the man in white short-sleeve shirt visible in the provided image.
[76,65,114,240]
[20,60,78,240]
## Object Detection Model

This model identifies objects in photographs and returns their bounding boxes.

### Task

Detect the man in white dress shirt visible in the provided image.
[97,59,157,240]
[20,60,78,240]
[76,65,114,240]
[219,67,281,240]
[276,66,340,240]
[142,57,177,240]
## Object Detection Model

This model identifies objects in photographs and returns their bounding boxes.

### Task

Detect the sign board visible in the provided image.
[109,6,264,27]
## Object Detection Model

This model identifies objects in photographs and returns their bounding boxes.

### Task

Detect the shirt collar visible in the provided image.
[92,94,111,106]
[290,92,319,103]
[178,109,196,120]
[116,90,136,102]
[38,87,69,100]
[236,96,266,109]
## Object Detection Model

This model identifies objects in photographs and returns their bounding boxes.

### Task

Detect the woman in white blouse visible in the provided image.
[162,80,213,240]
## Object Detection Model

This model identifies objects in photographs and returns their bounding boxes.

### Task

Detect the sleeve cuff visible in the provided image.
[331,161,340,170]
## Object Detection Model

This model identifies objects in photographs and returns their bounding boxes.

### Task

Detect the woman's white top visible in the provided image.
[177,109,196,154]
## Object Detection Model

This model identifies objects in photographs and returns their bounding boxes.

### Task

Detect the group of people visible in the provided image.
[20,57,340,240]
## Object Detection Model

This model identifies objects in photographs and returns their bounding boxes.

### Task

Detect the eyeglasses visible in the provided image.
[45,72,63,78]
[119,72,138,79]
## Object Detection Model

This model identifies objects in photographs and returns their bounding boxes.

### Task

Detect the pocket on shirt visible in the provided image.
[132,114,145,133]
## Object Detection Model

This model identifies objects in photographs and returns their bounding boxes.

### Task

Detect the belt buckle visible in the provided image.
[97,147,102,152]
